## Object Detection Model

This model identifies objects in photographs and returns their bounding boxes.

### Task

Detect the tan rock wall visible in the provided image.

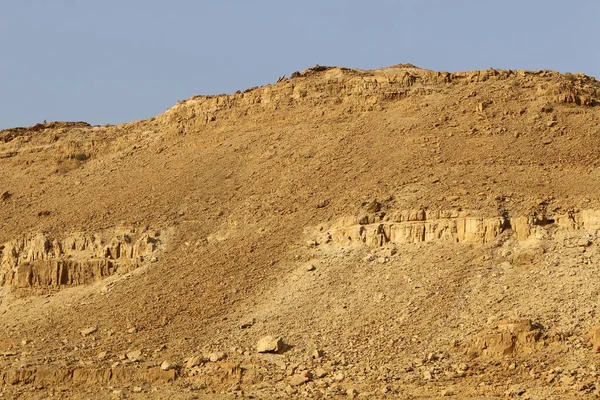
[0,229,161,289]
[330,209,600,247]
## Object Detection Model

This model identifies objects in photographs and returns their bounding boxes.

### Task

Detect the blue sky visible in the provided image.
[1,0,598,129]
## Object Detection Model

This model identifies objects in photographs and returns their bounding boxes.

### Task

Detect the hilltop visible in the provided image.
[1,64,600,399]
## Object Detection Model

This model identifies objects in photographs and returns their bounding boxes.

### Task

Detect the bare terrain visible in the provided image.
[1,64,600,399]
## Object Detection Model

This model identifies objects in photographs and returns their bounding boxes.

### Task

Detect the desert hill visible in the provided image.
[1,64,600,398]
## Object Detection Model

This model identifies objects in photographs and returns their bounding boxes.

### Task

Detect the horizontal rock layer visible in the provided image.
[331,209,600,247]
[0,229,161,289]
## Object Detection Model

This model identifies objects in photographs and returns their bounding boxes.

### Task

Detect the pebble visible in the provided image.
[80,327,97,336]
[240,318,255,329]
[333,372,345,382]
[208,351,226,362]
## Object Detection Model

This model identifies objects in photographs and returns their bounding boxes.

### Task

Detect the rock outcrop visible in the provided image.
[0,228,162,289]
[329,209,600,247]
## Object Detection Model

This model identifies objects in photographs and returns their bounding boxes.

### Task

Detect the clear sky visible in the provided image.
[1,0,598,129]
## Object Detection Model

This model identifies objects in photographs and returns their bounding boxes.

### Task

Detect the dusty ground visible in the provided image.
[1,64,600,398]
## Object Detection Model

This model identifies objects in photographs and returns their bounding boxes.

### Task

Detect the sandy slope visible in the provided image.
[1,65,600,398]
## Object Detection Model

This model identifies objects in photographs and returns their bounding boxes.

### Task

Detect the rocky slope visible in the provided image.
[1,64,600,399]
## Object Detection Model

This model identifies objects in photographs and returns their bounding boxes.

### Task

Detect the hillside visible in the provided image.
[1,64,600,399]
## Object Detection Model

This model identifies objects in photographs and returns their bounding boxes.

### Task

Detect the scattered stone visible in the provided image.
[423,370,433,380]
[126,350,142,362]
[314,367,328,378]
[379,245,397,257]
[365,200,382,213]
[316,199,329,209]
[311,348,323,359]
[586,326,600,349]
[240,318,255,329]
[160,360,173,371]
[21,339,31,346]
[257,336,283,353]
[307,239,319,248]
[132,387,143,393]
[441,387,456,396]
[81,327,97,336]
[333,371,345,382]
[289,373,309,386]
[97,351,108,361]
[305,263,316,272]
[127,327,137,334]
[208,351,226,362]
[560,375,576,386]
[186,355,204,368]
[2,351,17,357]
[1,191,11,201]
[505,385,526,396]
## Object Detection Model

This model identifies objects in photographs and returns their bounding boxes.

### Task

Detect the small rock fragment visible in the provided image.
[314,367,328,378]
[289,373,309,386]
[257,336,283,353]
[316,199,329,209]
[333,371,345,382]
[97,351,108,361]
[126,350,142,362]
[160,360,173,371]
[240,318,255,329]
[186,355,204,368]
[208,351,226,362]
[81,327,97,336]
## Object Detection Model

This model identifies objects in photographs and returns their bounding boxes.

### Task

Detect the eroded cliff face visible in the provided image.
[327,208,600,247]
[0,228,162,289]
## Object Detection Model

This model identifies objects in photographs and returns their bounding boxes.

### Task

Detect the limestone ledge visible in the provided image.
[330,209,600,247]
[0,229,161,289]
[159,66,598,126]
